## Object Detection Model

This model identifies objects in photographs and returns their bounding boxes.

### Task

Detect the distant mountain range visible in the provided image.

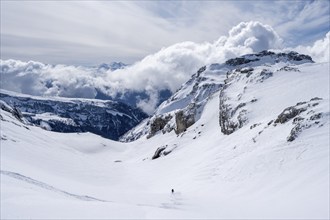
[0,90,147,140]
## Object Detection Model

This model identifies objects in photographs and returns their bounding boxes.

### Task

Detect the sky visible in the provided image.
[1,0,329,65]
[0,0,329,114]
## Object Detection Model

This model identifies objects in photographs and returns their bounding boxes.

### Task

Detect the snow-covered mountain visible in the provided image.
[0,90,147,140]
[1,50,329,219]
[120,50,315,142]
[97,62,128,71]
[0,59,171,112]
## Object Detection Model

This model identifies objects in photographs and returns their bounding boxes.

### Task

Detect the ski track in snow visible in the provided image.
[0,170,109,202]
[1,170,186,211]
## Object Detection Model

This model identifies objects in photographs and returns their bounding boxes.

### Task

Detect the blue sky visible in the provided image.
[1,0,329,65]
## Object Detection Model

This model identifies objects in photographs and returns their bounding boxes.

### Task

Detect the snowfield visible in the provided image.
[1,59,329,219]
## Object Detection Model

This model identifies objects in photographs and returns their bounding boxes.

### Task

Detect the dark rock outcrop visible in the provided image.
[225,57,260,66]
[147,115,172,139]
[273,97,324,142]
[152,146,167,160]
[175,109,195,134]
[151,145,174,160]
[0,101,24,123]
[219,86,248,135]
[274,106,307,124]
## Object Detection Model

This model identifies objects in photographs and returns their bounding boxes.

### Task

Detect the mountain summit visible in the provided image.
[121,50,315,141]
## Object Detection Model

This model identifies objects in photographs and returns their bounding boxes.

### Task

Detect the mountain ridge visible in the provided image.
[120,50,315,142]
[0,89,147,140]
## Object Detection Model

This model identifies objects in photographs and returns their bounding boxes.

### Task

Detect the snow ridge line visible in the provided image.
[0,170,108,202]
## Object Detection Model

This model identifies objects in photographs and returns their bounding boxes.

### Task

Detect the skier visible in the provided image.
[171,189,174,194]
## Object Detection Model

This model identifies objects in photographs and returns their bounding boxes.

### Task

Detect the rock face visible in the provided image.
[120,64,224,141]
[151,144,178,160]
[220,102,249,135]
[225,51,313,67]
[0,101,24,123]
[151,146,168,160]
[147,115,172,139]
[219,88,248,135]
[218,50,314,135]
[274,106,307,124]
[175,107,195,134]
[273,97,324,142]
[121,50,315,141]
[0,91,147,140]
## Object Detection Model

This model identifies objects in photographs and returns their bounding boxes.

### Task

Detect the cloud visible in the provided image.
[0,59,100,98]
[136,90,160,115]
[108,21,283,89]
[294,32,330,63]
[1,21,283,113]
[1,21,328,114]
[225,21,283,51]
[1,1,328,65]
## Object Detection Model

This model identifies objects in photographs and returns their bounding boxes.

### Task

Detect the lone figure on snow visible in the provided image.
[171,189,174,194]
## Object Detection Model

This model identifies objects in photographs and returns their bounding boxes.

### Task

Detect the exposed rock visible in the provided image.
[123,50,316,141]
[255,50,275,57]
[250,123,261,129]
[278,66,300,72]
[225,57,260,66]
[240,67,254,77]
[0,101,24,123]
[296,101,307,106]
[147,115,172,139]
[241,67,253,73]
[151,145,175,160]
[237,109,248,128]
[310,97,322,101]
[219,87,248,135]
[232,103,246,116]
[293,116,304,123]
[272,98,325,142]
[175,108,195,134]
[310,113,322,121]
[196,66,206,76]
[287,123,309,142]
[274,106,307,124]
[258,69,273,81]
[285,51,313,62]
[152,146,166,160]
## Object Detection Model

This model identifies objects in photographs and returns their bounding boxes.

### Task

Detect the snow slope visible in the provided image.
[1,54,329,219]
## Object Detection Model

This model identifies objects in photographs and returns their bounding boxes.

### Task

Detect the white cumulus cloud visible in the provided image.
[103,21,283,113]
[294,31,330,63]
[1,21,328,114]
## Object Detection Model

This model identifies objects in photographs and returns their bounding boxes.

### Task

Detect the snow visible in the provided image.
[32,113,76,126]
[0,89,114,107]
[1,60,329,219]
[106,109,131,118]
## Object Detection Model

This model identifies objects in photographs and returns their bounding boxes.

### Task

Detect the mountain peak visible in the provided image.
[225,50,313,67]
[97,62,128,71]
